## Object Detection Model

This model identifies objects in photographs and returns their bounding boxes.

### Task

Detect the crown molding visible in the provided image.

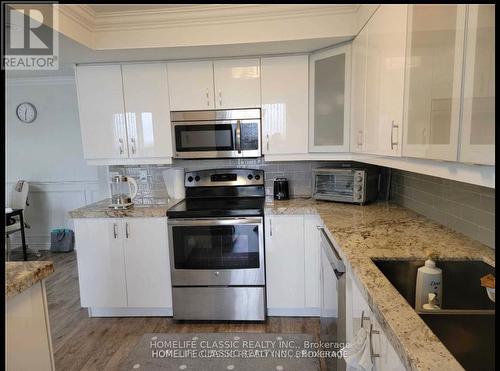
[6,75,76,86]
[56,4,359,33]
[55,4,95,32]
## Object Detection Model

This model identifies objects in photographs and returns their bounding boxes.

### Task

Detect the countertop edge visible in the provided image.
[5,261,55,298]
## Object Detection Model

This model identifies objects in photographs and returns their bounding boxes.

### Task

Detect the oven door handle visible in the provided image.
[168,217,263,226]
[236,120,242,154]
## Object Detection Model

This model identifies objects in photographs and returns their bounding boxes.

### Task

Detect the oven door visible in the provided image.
[168,217,265,286]
[172,120,261,158]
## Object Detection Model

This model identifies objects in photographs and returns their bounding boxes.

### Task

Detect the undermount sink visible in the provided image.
[372,259,495,371]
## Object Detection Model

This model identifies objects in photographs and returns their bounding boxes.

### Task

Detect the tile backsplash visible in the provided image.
[390,169,495,248]
[109,158,351,202]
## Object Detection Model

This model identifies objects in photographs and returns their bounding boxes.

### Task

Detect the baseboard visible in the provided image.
[267,307,320,317]
[88,307,173,317]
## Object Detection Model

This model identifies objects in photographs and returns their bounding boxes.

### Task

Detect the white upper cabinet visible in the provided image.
[403,4,467,161]
[459,4,495,165]
[76,65,128,160]
[167,61,215,111]
[213,58,261,109]
[261,55,309,155]
[309,45,351,152]
[363,5,407,157]
[121,64,173,159]
[350,25,368,154]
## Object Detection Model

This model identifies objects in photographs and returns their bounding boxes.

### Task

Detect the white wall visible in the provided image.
[5,76,107,250]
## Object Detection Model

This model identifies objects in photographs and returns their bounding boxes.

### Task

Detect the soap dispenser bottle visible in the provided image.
[415,258,442,311]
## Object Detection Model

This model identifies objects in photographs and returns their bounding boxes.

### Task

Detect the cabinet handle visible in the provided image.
[369,323,381,361]
[130,138,136,155]
[269,219,272,237]
[391,121,399,150]
[218,89,222,106]
[206,88,210,107]
[125,222,129,238]
[266,134,270,151]
[113,223,118,239]
[357,130,363,148]
[118,139,124,155]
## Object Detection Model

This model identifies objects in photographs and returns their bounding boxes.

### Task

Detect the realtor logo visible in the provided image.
[2,2,59,70]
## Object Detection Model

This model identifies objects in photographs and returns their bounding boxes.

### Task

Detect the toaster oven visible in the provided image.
[312,166,380,204]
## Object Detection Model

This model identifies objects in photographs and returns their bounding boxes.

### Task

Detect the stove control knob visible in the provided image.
[214,271,220,277]
[195,176,200,182]
[254,174,261,180]
[355,175,363,183]
[247,174,253,180]
[187,176,194,182]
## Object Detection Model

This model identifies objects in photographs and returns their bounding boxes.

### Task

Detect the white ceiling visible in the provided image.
[6,30,352,79]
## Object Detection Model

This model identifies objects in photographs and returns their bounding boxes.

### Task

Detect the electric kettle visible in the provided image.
[109,175,138,209]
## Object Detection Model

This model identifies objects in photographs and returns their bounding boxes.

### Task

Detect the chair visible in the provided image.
[5,181,30,260]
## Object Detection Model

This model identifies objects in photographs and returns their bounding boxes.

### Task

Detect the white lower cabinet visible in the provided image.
[74,217,172,315]
[265,214,321,316]
[346,271,406,371]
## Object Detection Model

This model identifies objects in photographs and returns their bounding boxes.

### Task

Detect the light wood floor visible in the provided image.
[20,250,320,370]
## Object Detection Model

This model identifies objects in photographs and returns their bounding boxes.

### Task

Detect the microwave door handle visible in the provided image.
[236,120,242,154]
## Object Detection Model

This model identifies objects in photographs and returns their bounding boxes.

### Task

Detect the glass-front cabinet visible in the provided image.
[309,45,351,152]
[403,4,467,161]
[459,4,495,165]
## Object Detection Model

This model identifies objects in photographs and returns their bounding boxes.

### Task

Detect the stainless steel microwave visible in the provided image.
[312,166,380,204]
[170,108,261,159]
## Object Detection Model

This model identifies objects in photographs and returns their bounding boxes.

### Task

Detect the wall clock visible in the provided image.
[16,102,37,123]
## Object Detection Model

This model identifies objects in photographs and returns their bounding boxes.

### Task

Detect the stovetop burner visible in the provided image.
[167,168,265,219]
[167,197,264,218]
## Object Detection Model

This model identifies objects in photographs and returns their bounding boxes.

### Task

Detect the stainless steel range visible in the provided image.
[167,168,266,321]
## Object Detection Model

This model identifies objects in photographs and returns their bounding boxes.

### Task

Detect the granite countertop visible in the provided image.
[69,198,183,218]
[265,198,495,371]
[5,261,55,298]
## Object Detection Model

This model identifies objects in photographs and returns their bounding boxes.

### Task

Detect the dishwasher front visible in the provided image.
[319,226,347,371]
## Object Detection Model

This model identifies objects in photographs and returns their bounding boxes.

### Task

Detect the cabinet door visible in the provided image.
[304,215,322,310]
[309,45,351,152]
[350,25,368,153]
[122,218,172,308]
[75,65,128,160]
[265,215,305,311]
[403,4,467,161]
[371,314,407,371]
[364,5,407,157]
[213,58,261,109]
[121,64,173,159]
[459,4,495,165]
[261,55,309,155]
[74,218,127,308]
[167,61,214,110]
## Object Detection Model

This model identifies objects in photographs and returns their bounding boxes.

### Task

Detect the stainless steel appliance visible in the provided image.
[319,226,346,371]
[312,165,380,204]
[108,175,138,209]
[167,168,266,321]
[273,177,289,200]
[171,109,261,159]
